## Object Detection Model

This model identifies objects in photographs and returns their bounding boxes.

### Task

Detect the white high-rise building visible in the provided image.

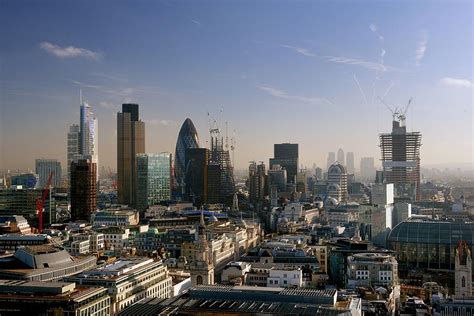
[337,148,345,166]
[346,152,355,174]
[67,124,80,180]
[79,100,98,167]
[327,162,348,203]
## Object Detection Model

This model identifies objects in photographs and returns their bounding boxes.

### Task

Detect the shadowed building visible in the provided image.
[117,103,145,207]
[70,159,97,221]
[270,143,298,184]
[185,148,208,207]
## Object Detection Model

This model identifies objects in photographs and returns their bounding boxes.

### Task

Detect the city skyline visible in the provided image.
[1,1,473,171]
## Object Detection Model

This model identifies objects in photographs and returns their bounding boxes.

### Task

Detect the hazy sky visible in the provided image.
[1,0,473,172]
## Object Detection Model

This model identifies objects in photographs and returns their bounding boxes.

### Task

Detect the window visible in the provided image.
[462,276,466,288]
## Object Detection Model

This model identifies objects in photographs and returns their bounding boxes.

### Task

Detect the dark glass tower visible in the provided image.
[270,143,299,184]
[70,159,97,221]
[117,103,145,207]
[174,118,200,191]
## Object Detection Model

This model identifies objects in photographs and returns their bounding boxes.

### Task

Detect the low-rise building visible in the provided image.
[267,268,303,288]
[346,252,399,288]
[0,245,96,281]
[92,207,139,227]
[0,234,51,251]
[0,215,32,234]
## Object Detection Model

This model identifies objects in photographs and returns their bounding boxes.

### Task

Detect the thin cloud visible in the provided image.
[91,72,127,82]
[191,19,202,27]
[99,101,117,110]
[258,84,332,105]
[280,44,394,72]
[369,23,378,32]
[280,45,316,57]
[440,77,473,88]
[146,119,178,126]
[415,36,428,66]
[39,42,102,61]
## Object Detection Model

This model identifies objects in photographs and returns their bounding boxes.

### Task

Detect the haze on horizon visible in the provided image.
[0,0,473,172]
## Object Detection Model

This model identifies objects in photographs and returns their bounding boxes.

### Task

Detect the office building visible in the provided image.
[67,124,80,181]
[0,280,111,316]
[315,167,323,180]
[185,148,208,206]
[65,257,172,315]
[337,148,345,166]
[248,161,266,207]
[70,159,97,221]
[35,159,61,188]
[379,111,422,200]
[10,173,38,189]
[346,152,355,174]
[92,207,139,227]
[327,162,348,203]
[268,164,287,193]
[0,215,32,234]
[327,152,336,170]
[360,157,376,181]
[346,253,399,288]
[270,143,298,184]
[117,103,145,207]
[0,186,51,219]
[174,118,200,192]
[137,153,172,211]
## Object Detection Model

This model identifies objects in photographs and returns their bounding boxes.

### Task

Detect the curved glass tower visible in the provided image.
[175,118,200,190]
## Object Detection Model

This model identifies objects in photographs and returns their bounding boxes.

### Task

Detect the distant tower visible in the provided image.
[35,159,62,188]
[327,152,336,170]
[337,148,345,166]
[232,192,239,213]
[455,240,473,298]
[379,98,421,200]
[346,152,355,174]
[190,211,214,286]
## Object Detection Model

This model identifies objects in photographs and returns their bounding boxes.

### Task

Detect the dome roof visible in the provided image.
[326,197,339,206]
[328,162,347,174]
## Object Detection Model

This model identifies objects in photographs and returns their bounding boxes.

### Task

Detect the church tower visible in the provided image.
[190,210,214,286]
[455,240,473,298]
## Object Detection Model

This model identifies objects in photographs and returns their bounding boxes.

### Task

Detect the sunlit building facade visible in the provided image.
[137,153,172,211]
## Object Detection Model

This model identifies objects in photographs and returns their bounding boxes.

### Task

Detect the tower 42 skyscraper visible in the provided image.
[117,104,145,207]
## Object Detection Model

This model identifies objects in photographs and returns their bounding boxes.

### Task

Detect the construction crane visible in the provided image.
[36,172,53,233]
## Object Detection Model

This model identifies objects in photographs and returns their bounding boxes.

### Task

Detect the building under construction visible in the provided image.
[207,126,235,206]
[379,100,422,201]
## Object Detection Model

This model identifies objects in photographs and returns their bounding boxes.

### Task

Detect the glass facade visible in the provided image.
[387,218,474,272]
[137,153,171,211]
[174,118,200,188]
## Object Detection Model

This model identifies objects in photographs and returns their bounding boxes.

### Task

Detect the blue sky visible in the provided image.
[1,0,472,172]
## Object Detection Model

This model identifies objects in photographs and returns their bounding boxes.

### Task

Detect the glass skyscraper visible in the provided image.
[174,118,200,191]
[137,153,171,211]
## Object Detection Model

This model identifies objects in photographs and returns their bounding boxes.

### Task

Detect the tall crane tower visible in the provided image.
[36,172,53,233]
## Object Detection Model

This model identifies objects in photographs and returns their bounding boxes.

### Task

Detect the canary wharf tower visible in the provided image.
[379,107,422,201]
